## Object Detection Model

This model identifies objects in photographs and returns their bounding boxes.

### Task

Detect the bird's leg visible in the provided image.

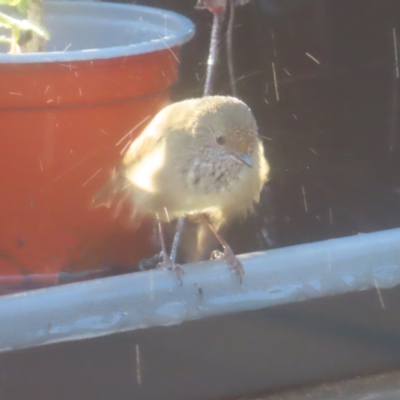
[207,221,244,283]
[155,213,184,284]
[193,219,219,262]
[156,214,169,264]
[170,216,185,264]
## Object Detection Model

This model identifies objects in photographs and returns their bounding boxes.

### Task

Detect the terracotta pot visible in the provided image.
[0,1,194,276]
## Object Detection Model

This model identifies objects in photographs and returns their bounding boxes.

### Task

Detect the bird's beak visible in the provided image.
[233,153,253,168]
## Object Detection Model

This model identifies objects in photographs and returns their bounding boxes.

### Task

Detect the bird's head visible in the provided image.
[194,96,259,168]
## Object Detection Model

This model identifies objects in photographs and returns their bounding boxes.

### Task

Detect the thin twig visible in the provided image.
[204,12,223,96]
[226,0,238,97]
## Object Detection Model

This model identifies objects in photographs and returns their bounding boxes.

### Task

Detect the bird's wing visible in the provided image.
[122,110,170,168]
[92,122,166,211]
[122,131,164,168]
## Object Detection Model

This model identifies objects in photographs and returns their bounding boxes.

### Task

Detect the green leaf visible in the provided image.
[0,35,13,43]
[16,0,29,14]
[0,0,20,5]
[0,11,48,38]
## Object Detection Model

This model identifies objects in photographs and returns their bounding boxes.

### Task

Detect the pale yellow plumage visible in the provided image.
[93,95,269,235]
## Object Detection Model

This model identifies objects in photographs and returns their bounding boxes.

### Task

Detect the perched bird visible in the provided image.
[93,95,269,280]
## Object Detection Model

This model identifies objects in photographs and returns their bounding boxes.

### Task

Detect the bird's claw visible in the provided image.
[157,258,185,286]
[210,248,244,283]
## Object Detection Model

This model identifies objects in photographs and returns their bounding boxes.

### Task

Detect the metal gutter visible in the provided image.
[1,227,400,352]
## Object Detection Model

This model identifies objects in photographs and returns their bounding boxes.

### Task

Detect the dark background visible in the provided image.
[139,0,400,255]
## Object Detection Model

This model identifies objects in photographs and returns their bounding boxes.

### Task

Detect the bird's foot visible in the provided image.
[138,252,163,271]
[210,247,244,283]
[157,255,185,286]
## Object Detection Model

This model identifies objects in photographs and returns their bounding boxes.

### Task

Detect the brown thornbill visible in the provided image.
[93,96,270,281]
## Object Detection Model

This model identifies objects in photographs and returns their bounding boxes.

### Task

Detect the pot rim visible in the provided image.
[0,1,195,64]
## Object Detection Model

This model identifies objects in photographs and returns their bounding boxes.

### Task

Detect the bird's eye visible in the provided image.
[215,134,226,146]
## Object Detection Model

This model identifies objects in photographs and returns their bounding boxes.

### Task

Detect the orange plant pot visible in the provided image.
[0,2,194,276]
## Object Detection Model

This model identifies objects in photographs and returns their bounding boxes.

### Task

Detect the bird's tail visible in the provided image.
[91,170,143,229]
[91,169,127,209]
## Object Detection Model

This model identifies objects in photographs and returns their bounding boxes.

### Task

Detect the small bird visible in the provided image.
[93,95,269,280]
